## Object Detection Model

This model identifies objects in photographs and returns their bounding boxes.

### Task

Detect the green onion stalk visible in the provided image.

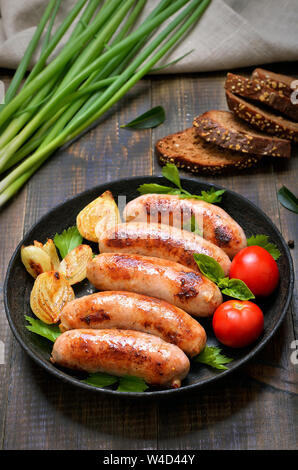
[0,0,99,146]
[0,0,211,208]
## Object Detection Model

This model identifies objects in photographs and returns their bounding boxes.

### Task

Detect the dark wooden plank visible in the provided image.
[274,155,298,335]
[0,191,27,449]
[156,367,296,450]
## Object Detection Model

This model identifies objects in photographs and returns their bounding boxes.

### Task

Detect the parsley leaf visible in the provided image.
[82,372,118,388]
[137,183,181,196]
[82,373,148,392]
[54,226,83,259]
[137,163,225,204]
[247,235,281,260]
[180,188,225,204]
[25,315,61,342]
[161,163,184,190]
[117,375,149,393]
[194,346,233,370]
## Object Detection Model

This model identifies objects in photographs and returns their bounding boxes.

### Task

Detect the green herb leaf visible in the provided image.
[82,373,149,392]
[221,278,255,301]
[247,234,281,260]
[193,253,225,284]
[54,226,83,259]
[278,186,298,214]
[200,188,225,203]
[25,315,61,342]
[121,106,165,129]
[194,346,233,370]
[162,163,183,190]
[137,183,181,195]
[193,253,255,300]
[82,372,118,388]
[117,375,149,393]
[181,188,225,204]
[217,277,230,289]
[138,163,225,204]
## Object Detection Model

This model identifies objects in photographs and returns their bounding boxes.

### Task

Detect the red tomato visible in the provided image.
[229,246,279,297]
[212,300,264,348]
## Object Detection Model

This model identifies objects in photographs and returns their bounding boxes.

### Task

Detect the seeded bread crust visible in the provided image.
[156,127,261,175]
[225,73,298,122]
[226,90,298,142]
[252,68,295,98]
[193,110,290,158]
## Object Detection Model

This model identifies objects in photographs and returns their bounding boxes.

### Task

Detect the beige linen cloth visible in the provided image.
[0,0,297,73]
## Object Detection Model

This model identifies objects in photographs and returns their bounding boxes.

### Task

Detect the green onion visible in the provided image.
[0,0,97,149]
[0,0,211,208]
[39,0,63,56]
[25,0,91,84]
[0,0,190,125]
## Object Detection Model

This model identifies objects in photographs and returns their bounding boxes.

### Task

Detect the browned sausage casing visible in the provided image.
[124,194,247,259]
[98,222,231,275]
[87,254,222,318]
[51,329,190,388]
[60,290,207,357]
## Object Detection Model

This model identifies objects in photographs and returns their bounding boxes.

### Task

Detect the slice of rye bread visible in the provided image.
[252,68,295,98]
[226,90,298,143]
[155,127,261,175]
[225,72,298,121]
[193,110,290,158]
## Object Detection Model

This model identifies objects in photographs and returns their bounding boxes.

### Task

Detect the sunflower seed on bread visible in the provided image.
[252,68,296,98]
[156,127,261,175]
[226,90,298,143]
[225,72,298,122]
[193,110,290,158]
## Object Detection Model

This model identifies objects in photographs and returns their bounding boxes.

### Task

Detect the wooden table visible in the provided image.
[0,63,297,450]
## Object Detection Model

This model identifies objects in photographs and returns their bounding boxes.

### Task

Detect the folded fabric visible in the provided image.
[0,0,297,73]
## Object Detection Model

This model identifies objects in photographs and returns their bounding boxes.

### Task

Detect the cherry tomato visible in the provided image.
[212,300,264,348]
[229,246,279,297]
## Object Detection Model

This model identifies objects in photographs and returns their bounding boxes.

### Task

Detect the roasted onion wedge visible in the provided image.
[30,271,75,324]
[21,245,52,278]
[42,239,60,270]
[58,244,93,285]
[76,190,120,242]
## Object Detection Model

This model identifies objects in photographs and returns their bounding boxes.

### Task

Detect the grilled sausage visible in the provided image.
[98,222,231,275]
[124,194,247,258]
[87,254,222,318]
[60,290,206,356]
[51,329,190,388]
